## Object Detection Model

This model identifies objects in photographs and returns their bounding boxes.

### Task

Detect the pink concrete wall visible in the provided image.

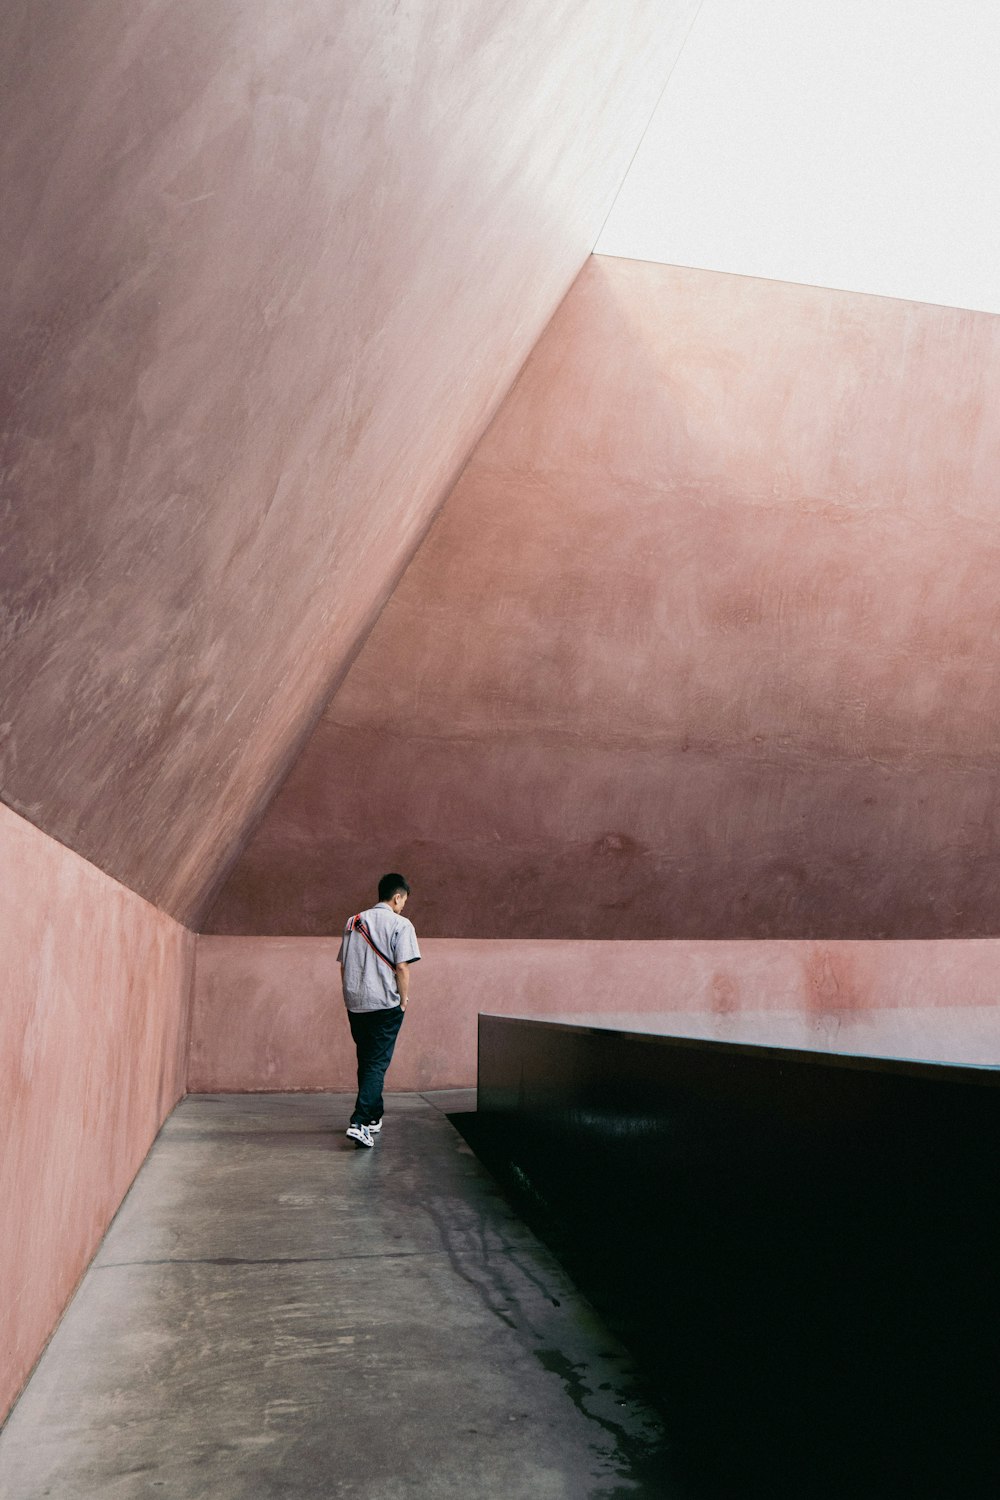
[188,936,1000,1095]
[1,2,693,923]
[209,257,1000,939]
[0,805,194,1423]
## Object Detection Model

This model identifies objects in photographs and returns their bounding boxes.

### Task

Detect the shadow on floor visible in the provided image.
[1,1092,687,1499]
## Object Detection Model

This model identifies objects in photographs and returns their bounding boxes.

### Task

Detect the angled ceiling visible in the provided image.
[0,0,698,923]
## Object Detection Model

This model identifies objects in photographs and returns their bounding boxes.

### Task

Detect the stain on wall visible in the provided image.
[207,257,1000,937]
[0,1,693,923]
[0,804,193,1423]
[188,936,1000,1094]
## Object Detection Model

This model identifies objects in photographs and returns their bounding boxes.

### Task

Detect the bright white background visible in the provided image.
[597,0,1000,313]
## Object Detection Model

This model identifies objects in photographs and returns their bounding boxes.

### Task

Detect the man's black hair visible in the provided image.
[378,872,411,903]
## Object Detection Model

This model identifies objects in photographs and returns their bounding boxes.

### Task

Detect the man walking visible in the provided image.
[337,873,420,1147]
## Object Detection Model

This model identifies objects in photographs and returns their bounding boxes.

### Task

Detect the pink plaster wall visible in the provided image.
[0,805,194,1423]
[0,1,694,924]
[188,936,1000,1095]
[208,257,1000,939]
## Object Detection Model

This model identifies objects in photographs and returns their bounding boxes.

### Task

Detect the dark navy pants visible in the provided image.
[348,1006,404,1125]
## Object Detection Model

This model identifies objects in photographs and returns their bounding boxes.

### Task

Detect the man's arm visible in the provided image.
[396,961,410,1010]
[338,960,348,1003]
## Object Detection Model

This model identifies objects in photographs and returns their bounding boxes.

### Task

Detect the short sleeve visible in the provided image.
[336,921,351,964]
[393,918,421,964]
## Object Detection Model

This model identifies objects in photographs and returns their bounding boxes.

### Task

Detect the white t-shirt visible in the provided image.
[337,902,421,1012]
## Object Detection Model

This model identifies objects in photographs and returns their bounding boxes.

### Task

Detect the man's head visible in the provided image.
[378,873,410,912]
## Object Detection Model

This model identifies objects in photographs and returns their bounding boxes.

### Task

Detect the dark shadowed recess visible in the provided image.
[453,1017,1000,1500]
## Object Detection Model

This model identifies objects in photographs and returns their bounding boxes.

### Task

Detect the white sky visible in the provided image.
[597,0,1000,314]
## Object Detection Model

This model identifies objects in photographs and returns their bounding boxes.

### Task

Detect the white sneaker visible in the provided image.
[346,1124,373,1148]
[367,1118,383,1134]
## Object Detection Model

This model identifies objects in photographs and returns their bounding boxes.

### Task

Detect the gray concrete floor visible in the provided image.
[0,1093,670,1499]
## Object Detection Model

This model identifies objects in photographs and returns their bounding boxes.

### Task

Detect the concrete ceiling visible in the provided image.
[0,0,697,923]
[11,1,998,940]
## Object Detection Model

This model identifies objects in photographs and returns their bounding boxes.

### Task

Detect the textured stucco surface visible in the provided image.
[0,804,193,1424]
[188,935,1000,1095]
[209,257,1000,938]
[0,1,693,923]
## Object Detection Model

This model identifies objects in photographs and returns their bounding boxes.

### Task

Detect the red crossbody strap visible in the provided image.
[348,914,396,972]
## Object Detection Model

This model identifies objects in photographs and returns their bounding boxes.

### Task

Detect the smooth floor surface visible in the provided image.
[0,1092,669,1499]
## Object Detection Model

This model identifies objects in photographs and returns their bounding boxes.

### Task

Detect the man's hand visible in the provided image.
[397,960,410,1011]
